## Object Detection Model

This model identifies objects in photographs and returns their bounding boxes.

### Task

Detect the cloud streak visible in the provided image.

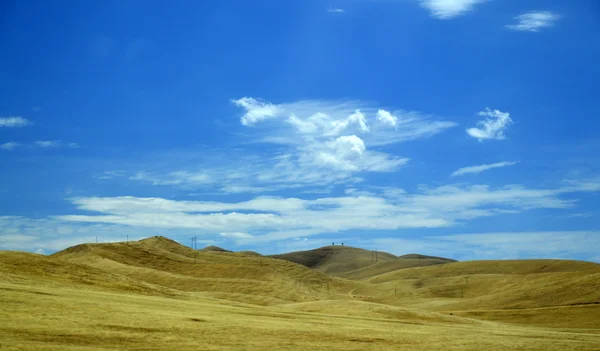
[0,142,20,150]
[51,179,600,245]
[420,0,486,19]
[506,11,559,32]
[0,116,31,128]
[451,161,518,177]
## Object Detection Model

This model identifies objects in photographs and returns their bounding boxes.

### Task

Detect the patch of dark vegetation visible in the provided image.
[189,318,207,322]
[348,337,385,343]
[398,253,457,262]
[202,246,231,253]
[567,302,600,306]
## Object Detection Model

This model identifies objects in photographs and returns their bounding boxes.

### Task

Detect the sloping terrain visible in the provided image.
[2,237,600,349]
[52,236,355,306]
[270,245,454,278]
[360,259,600,327]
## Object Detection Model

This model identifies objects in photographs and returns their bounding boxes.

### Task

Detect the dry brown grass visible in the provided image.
[1,237,599,350]
[270,245,453,278]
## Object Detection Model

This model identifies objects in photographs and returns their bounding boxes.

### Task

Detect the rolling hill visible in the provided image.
[2,236,599,350]
[269,245,455,279]
[51,236,355,306]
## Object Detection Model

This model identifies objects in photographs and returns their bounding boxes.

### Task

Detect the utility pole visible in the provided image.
[192,237,197,264]
[126,235,128,244]
[95,236,98,243]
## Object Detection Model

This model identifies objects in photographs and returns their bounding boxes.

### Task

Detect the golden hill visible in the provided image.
[2,237,600,349]
[270,245,455,278]
[358,259,600,328]
[51,236,354,306]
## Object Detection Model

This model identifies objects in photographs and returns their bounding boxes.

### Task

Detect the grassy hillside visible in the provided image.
[4,280,599,350]
[2,237,599,349]
[359,259,600,327]
[270,245,454,278]
[51,236,354,306]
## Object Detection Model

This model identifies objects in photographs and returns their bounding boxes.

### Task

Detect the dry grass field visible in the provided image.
[1,236,599,350]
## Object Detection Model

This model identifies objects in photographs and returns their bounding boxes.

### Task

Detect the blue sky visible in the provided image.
[1,0,599,261]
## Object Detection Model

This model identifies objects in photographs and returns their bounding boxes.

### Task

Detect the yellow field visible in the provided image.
[1,236,599,350]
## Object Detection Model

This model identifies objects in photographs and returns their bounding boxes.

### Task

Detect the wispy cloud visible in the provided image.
[34,140,79,148]
[220,232,254,239]
[451,161,518,177]
[506,11,560,32]
[130,171,212,186]
[125,99,454,193]
[466,108,513,141]
[0,142,20,151]
[420,0,486,19]
[97,170,126,180]
[327,8,345,13]
[50,179,600,246]
[0,116,31,128]
[35,140,61,148]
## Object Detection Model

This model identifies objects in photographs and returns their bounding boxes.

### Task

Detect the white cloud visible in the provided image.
[35,140,61,148]
[420,0,485,19]
[49,179,600,247]
[231,97,283,126]
[234,98,456,146]
[0,142,20,150]
[0,116,31,128]
[67,142,80,148]
[376,109,398,127]
[98,170,126,180]
[220,232,254,239]
[328,8,345,13]
[506,11,560,32]
[130,171,212,187]
[451,161,518,177]
[2,177,599,254]
[466,108,513,141]
[127,99,452,193]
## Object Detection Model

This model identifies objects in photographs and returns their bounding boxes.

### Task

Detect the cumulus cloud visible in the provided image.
[376,109,398,127]
[0,116,31,128]
[451,161,518,177]
[506,11,560,32]
[0,142,20,150]
[466,108,513,141]
[231,97,283,126]
[420,0,485,19]
[129,99,453,193]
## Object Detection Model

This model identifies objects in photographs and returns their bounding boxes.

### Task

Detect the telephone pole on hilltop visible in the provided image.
[192,236,197,263]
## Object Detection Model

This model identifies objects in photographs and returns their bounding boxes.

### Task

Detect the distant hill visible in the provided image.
[363,259,600,324]
[269,245,455,279]
[50,236,350,306]
[2,235,599,331]
[201,245,232,253]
